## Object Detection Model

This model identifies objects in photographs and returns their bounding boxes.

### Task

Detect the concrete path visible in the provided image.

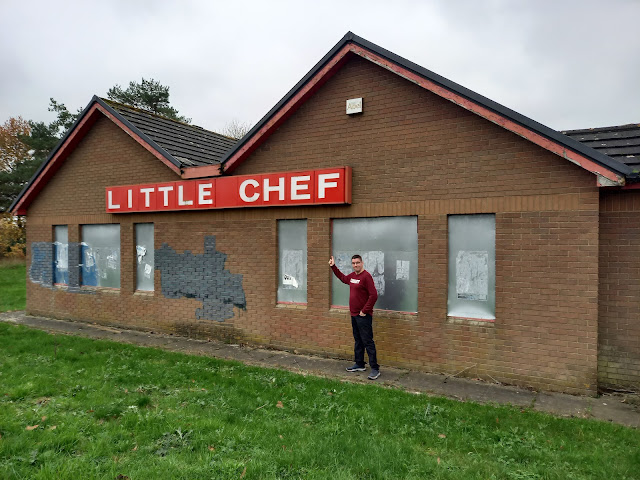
[1,311,638,428]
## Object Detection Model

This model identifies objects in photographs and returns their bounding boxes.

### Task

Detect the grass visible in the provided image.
[0,260,26,312]
[0,324,638,479]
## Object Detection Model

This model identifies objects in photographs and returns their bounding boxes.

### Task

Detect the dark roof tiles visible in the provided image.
[563,124,640,170]
[103,99,237,168]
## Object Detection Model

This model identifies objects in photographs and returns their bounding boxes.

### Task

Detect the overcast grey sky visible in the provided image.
[1,0,639,134]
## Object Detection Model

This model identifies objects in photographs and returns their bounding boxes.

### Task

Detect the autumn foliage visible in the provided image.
[0,212,26,258]
[0,117,31,172]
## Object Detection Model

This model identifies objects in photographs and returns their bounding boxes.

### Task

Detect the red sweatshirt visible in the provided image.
[331,264,378,316]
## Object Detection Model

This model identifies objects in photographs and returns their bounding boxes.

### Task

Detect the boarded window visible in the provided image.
[278,220,307,304]
[53,225,68,285]
[448,214,495,320]
[81,224,120,288]
[332,217,418,313]
[135,223,154,291]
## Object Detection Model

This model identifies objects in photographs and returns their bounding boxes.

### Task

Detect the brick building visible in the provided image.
[11,33,640,395]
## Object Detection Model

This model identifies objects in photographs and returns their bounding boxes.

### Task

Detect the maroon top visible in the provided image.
[331,265,378,316]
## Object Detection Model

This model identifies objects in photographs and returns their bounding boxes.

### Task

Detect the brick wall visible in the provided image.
[24,55,602,394]
[598,190,640,390]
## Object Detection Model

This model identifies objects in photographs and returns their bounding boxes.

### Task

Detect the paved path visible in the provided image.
[1,311,638,428]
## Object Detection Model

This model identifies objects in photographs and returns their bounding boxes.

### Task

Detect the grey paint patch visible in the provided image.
[155,236,246,321]
[29,242,53,287]
[29,241,92,293]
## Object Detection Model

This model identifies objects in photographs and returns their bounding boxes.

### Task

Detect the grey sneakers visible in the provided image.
[346,364,366,372]
[368,369,380,380]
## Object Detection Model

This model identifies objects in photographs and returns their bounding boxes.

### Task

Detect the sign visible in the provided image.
[346,98,363,115]
[106,167,351,213]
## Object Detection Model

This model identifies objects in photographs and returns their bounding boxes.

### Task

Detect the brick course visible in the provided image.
[24,55,610,394]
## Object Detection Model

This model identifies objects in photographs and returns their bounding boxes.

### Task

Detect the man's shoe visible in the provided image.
[368,369,380,380]
[346,364,366,372]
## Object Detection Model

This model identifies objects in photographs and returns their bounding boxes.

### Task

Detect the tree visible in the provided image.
[0,117,31,172]
[0,212,25,258]
[221,119,251,140]
[107,78,191,123]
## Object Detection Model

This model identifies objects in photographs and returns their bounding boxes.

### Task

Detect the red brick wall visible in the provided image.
[25,55,601,394]
[598,190,640,389]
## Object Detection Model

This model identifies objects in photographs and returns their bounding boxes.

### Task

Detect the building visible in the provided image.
[11,32,640,395]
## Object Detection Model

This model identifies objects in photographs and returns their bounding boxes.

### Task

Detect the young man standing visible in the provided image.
[329,254,380,380]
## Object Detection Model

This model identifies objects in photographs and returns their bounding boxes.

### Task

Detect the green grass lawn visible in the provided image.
[0,323,638,479]
[0,260,26,312]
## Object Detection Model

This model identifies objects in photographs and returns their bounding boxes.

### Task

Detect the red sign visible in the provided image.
[106,167,352,213]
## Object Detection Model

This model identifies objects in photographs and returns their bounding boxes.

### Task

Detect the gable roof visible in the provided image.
[104,99,237,168]
[218,32,636,187]
[10,96,235,214]
[563,124,640,170]
[10,32,639,215]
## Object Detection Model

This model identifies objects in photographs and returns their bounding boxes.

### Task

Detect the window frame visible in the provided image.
[447,214,496,321]
[277,219,308,305]
[330,216,418,314]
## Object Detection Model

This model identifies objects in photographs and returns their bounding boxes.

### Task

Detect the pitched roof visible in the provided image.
[104,99,237,167]
[562,124,640,171]
[218,32,636,186]
[9,97,234,214]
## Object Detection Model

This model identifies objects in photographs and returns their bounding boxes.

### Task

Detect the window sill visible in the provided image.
[329,306,418,318]
[80,286,121,294]
[134,290,155,297]
[277,302,307,310]
[447,315,495,326]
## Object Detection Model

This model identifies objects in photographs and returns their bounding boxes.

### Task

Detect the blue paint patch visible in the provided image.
[155,236,246,321]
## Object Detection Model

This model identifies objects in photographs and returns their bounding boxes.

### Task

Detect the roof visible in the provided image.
[9,97,234,214]
[104,99,237,167]
[219,32,636,186]
[10,32,640,215]
[562,124,640,171]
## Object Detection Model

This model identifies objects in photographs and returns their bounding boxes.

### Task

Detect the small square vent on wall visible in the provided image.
[346,98,363,115]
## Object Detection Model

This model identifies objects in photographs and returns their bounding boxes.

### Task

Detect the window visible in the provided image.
[331,217,418,312]
[278,220,307,304]
[53,225,68,285]
[448,214,495,320]
[81,224,120,288]
[135,223,154,291]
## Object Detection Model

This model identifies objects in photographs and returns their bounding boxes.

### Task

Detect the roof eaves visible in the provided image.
[219,32,635,183]
[93,97,184,171]
[9,96,187,215]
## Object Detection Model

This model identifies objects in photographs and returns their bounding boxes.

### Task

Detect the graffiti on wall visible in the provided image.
[155,236,246,321]
[29,242,53,287]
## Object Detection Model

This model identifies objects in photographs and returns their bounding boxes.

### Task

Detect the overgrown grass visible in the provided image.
[0,323,638,479]
[0,260,26,312]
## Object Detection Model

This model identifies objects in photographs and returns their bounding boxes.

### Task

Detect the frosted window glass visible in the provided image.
[278,220,307,303]
[135,223,154,291]
[53,225,68,285]
[81,224,120,288]
[332,217,418,312]
[448,214,495,319]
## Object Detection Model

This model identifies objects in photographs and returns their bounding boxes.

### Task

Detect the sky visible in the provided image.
[1,0,639,134]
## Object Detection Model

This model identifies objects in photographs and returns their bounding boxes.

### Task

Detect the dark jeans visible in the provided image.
[351,314,379,370]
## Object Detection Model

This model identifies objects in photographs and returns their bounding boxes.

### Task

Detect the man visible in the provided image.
[329,254,380,380]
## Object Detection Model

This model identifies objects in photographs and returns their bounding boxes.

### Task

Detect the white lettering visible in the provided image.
[263,177,285,202]
[127,189,133,209]
[318,172,340,199]
[107,190,120,209]
[290,176,311,200]
[240,179,260,202]
[140,187,155,208]
[158,185,174,207]
[198,183,213,205]
[350,278,360,284]
[178,185,193,206]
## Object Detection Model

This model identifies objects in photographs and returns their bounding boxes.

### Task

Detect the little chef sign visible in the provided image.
[105,167,351,213]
